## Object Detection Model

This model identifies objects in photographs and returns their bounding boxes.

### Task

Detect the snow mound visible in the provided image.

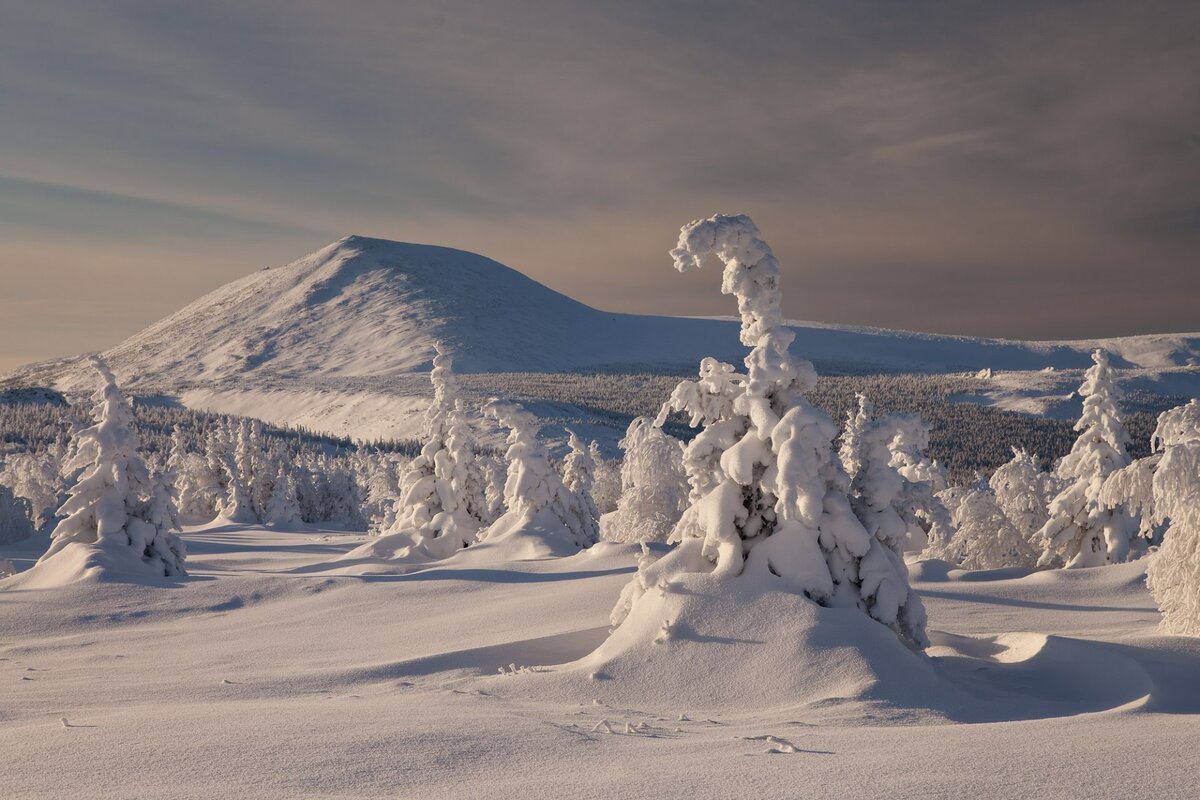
[3,540,183,590]
[481,567,942,716]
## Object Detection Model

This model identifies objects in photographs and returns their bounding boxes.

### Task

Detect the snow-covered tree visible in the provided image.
[0,476,36,545]
[588,441,621,515]
[478,400,598,553]
[926,486,1039,569]
[480,454,507,524]
[845,408,951,557]
[1037,350,1138,568]
[838,395,950,554]
[264,464,303,528]
[361,453,401,531]
[350,347,483,558]
[454,401,494,527]
[600,416,688,543]
[1095,400,1199,634]
[0,451,64,530]
[216,448,256,523]
[887,413,949,494]
[838,393,874,480]
[614,214,928,649]
[990,448,1057,544]
[562,429,600,533]
[37,358,186,577]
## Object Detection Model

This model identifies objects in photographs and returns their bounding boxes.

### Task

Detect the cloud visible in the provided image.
[1,0,1198,368]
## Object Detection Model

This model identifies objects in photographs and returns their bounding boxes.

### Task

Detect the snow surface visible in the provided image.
[1,523,1198,798]
[4,235,1197,443]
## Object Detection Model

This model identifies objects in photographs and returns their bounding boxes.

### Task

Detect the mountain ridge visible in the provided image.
[5,234,1198,390]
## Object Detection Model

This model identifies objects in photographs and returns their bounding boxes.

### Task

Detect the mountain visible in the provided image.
[3,235,1197,440]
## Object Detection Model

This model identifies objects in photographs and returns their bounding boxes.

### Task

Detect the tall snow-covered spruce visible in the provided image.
[33,358,186,580]
[611,214,928,649]
[1037,349,1138,568]
[344,345,486,560]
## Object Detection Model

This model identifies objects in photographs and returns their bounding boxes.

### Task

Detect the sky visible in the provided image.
[1,0,1198,373]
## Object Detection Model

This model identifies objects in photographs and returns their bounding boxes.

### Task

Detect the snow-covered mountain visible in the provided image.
[9,234,1200,387]
[3,235,1197,441]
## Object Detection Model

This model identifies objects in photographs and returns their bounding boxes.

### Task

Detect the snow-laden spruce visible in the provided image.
[475,400,597,556]
[346,346,486,560]
[990,448,1057,547]
[33,358,186,580]
[841,394,951,554]
[1036,350,1138,568]
[925,481,1039,570]
[264,464,304,528]
[562,429,601,532]
[599,417,688,543]
[612,214,928,649]
[1101,400,1200,634]
[0,448,66,531]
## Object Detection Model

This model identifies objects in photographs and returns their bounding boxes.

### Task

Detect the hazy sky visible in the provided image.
[2,1,1198,373]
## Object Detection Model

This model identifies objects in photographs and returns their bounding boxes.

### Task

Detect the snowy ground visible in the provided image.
[2,525,1198,799]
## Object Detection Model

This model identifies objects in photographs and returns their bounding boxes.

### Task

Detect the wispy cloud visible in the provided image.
[1,0,1198,368]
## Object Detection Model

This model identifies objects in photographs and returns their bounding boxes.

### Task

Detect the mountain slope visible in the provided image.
[2,235,1197,442]
[7,235,1200,391]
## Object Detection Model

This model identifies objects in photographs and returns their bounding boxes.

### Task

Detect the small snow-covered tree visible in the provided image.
[1037,350,1137,568]
[614,215,928,649]
[600,416,688,543]
[356,347,484,557]
[589,441,621,515]
[839,395,950,554]
[481,455,507,524]
[990,448,1057,544]
[562,429,600,534]
[1101,400,1200,634]
[216,448,256,523]
[927,486,1039,570]
[846,409,950,557]
[264,464,303,528]
[838,393,874,480]
[454,401,494,526]
[887,414,948,494]
[361,453,401,531]
[38,358,186,577]
[478,400,598,552]
[0,477,36,545]
[0,452,65,531]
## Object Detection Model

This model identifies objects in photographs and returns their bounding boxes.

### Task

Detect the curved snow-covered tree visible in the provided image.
[614,214,928,649]
[36,358,186,578]
[600,417,688,543]
[477,400,598,555]
[1037,350,1137,568]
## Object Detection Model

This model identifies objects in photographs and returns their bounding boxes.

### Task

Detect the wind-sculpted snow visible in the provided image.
[2,516,1200,796]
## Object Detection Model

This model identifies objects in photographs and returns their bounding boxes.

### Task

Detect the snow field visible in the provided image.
[2,524,1198,799]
